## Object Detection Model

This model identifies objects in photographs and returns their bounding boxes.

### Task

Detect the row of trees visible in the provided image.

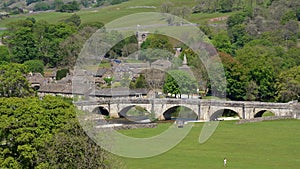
[2,15,103,68]
[193,0,274,13]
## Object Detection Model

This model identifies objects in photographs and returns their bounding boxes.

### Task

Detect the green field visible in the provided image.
[119,120,300,169]
[0,0,234,28]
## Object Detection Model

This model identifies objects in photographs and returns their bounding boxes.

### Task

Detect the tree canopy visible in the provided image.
[0,96,122,168]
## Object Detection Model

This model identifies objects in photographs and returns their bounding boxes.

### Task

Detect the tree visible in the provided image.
[163,70,197,98]
[219,52,246,100]
[141,34,173,52]
[172,6,192,19]
[276,66,300,102]
[53,0,64,11]
[0,63,33,97]
[236,45,278,101]
[134,74,147,88]
[59,0,80,13]
[24,60,44,74]
[34,2,50,11]
[160,1,174,13]
[211,31,233,54]
[220,0,234,12]
[0,96,123,168]
[63,14,81,27]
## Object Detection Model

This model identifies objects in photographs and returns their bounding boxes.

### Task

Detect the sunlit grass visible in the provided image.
[120,120,300,169]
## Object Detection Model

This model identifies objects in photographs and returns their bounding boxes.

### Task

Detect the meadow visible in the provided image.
[0,0,233,28]
[119,120,300,169]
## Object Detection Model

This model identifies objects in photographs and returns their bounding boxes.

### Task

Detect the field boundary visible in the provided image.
[236,116,294,124]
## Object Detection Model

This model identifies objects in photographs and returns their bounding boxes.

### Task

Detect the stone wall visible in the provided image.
[236,116,294,124]
[113,123,157,130]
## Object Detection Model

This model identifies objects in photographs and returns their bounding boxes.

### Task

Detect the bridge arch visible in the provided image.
[163,106,198,121]
[210,108,241,121]
[254,110,275,118]
[118,105,151,122]
[92,106,110,116]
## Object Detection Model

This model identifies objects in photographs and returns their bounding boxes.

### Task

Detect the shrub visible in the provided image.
[24,60,44,74]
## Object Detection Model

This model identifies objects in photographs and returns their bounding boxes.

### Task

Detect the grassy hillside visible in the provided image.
[0,0,233,27]
[120,120,300,169]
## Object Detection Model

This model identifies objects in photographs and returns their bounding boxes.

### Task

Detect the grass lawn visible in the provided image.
[119,120,300,169]
[0,0,236,28]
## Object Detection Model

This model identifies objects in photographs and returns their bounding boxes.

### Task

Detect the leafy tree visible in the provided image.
[104,77,113,85]
[5,19,40,63]
[59,0,80,13]
[79,21,104,30]
[141,34,173,52]
[53,0,64,11]
[276,66,300,102]
[0,63,33,97]
[63,14,81,27]
[134,74,147,88]
[56,68,69,80]
[0,96,122,168]
[211,31,233,54]
[219,52,246,100]
[220,0,234,12]
[227,12,247,29]
[34,2,50,11]
[24,60,44,74]
[236,45,278,101]
[163,70,197,98]
[172,6,192,19]
[160,1,174,13]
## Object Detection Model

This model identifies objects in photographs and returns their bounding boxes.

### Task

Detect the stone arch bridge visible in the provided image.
[75,98,298,121]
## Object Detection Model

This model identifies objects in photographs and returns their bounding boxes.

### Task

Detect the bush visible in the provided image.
[34,2,50,11]
[56,68,69,80]
[24,60,44,74]
[0,46,10,62]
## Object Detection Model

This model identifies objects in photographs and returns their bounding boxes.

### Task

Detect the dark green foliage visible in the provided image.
[56,68,69,80]
[134,74,147,89]
[53,0,64,10]
[5,19,76,67]
[0,46,10,62]
[26,0,40,6]
[33,2,50,11]
[219,0,234,12]
[227,12,247,29]
[24,59,44,74]
[111,0,128,5]
[58,0,80,13]
[63,14,81,27]
[141,34,173,52]
[79,21,104,30]
[212,31,233,55]
[297,8,300,21]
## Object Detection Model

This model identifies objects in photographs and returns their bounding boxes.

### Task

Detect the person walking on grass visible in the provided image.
[224,157,227,167]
